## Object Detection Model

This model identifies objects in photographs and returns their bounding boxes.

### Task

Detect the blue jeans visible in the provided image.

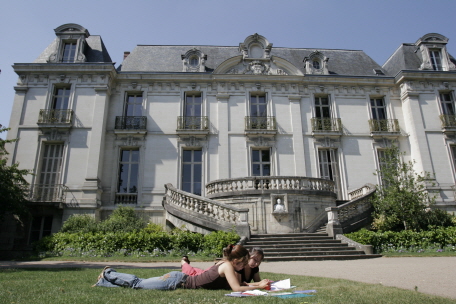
[95,268,188,290]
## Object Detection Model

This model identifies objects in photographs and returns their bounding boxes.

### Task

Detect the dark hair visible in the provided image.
[249,247,264,261]
[222,244,249,263]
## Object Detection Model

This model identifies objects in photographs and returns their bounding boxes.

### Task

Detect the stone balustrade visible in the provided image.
[163,183,250,236]
[325,183,376,236]
[206,176,335,198]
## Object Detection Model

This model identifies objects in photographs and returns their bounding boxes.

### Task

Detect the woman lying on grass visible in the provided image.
[92,244,270,291]
[182,247,265,286]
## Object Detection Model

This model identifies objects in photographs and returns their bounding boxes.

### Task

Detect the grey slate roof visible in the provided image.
[383,43,456,76]
[34,36,112,63]
[119,45,386,77]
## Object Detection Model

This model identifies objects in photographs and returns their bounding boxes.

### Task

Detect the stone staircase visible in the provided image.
[243,233,382,261]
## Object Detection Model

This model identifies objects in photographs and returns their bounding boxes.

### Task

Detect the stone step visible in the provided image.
[251,233,329,238]
[245,243,349,248]
[264,254,382,261]
[265,250,366,257]
[249,236,334,242]
[246,239,343,246]
[250,246,356,252]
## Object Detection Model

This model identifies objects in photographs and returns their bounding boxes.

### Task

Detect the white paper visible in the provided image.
[270,278,291,291]
[242,289,268,296]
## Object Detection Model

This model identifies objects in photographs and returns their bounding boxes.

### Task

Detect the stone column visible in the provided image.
[216,93,230,178]
[401,90,434,175]
[82,86,110,204]
[288,95,306,175]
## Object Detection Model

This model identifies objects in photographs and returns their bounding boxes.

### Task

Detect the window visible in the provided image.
[38,144,64,201]
[440,93,455,115]
[52,86,71,110]
[61,42,77,63]
[185,93,202,117]
[117,149,139,194]
[429,49,443,71]
[318,149,341,198]
[370,98,387,120]
[182,150,202,196]
[250,94,267,117]
[252,149,270,176]
[125,93,143,117]
[29,216,53,244]
[313,60,321,69]
[377,149,392,187]
[451,146,456,173]
[315,96,330,119]
[189,56,199,67]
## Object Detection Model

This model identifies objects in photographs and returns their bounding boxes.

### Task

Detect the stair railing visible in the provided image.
[325,183,376,237]
[163,183,250,238]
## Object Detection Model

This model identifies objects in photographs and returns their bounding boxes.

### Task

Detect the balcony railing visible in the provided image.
[38,109,73,124]
[115,193,137,204]
[368,119,400,133]
[439,114,456,129]
[245,116,277,130]
[177,116,209,130]
[115,116,147,130]
[29,184,68,202]
[311,117,342,132]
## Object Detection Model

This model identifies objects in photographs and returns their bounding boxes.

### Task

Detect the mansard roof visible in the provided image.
[119,44,385,77]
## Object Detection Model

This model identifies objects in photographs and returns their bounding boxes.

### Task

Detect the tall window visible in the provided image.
[52,86,71,110]
[250,94,267,117]
[125,94,143,117]
[370,98,386,120]
[182,150,202,196]
[117,149,139,194]
[61,42,77,63]
[38,144,64,201]
[185,93,202,117]
[315,96,330,119]
[440,93,455,115]
[429,49,443,71]
[252,149,270,176]
[377,149,392,187]
[29,216,53,244]
[318,149,341,198]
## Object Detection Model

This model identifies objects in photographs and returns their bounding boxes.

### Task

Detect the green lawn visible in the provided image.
[0,268,454,304]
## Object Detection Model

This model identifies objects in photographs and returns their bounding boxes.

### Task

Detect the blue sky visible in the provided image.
[1,0,456,138]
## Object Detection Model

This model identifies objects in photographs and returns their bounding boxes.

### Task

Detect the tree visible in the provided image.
[0,125,32,221]
[372,146,453,231]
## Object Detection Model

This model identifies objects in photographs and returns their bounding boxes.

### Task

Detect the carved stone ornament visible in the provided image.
[245,60,270,75]
[252,136,273,147]
[41,128,68,141]
[315,137,340,148]
[122,136,139,146]
[182,136,203,147]
[374,137,397,148]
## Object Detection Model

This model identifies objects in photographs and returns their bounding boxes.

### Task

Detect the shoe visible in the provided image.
[182,256,190,264]
[95,266,111,283]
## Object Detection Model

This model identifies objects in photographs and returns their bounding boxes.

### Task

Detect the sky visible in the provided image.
[1,0,456,139]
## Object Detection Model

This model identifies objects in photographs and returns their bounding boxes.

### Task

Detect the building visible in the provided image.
[3,24,456,250]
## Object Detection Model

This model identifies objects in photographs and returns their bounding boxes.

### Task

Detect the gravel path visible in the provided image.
[1,257,455,299]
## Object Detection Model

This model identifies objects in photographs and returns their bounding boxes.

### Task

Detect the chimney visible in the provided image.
[123,51,130,60]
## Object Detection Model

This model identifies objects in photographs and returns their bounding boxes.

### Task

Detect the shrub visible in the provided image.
[202,230,240,255]
[98,206,147,233]
[346,226,456,253]
[60,214,98,233]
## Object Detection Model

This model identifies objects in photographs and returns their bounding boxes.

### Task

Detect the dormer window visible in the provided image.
[48,23,89,63]
[62,42,77,63]
[416,33,456,71]
[429,49,443,71]
[305,51,329,75]
[181,49,207,72]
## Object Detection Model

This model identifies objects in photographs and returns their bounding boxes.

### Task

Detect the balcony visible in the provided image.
[29,184,67,205]
[368,119,400,138]
[114,116,147,135]
[440,114,456,134]
[37,109,73,129]
[176,116,209,137]
[244,116,277,137]
[115,193,137,204]
[311,117,343,137]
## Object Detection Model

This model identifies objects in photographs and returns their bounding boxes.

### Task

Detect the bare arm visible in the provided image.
[219,263,268,292]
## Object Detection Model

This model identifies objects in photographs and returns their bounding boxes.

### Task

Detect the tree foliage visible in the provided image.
[0,125,31,221]
[373,146,453,231]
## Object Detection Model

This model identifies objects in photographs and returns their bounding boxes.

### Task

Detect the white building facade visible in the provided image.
[4,24,456,249]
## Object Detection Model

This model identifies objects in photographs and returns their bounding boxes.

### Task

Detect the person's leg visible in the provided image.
[181,263,207,276]
[102,268,141,287]
[134,271,188,290]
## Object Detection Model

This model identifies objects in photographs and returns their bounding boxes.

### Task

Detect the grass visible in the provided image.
[0,268,454,304]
